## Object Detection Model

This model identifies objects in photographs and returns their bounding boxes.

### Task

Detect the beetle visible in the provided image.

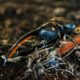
[3,18,77,64]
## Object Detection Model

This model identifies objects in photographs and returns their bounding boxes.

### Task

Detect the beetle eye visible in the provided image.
[66,24,75,28]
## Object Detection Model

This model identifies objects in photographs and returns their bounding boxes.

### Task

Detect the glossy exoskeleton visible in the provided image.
[3,19,76,64]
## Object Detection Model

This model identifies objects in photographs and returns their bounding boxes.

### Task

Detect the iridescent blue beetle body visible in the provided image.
[38,29,58,42]
[65,23,76,31]
[36,22,76,43]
